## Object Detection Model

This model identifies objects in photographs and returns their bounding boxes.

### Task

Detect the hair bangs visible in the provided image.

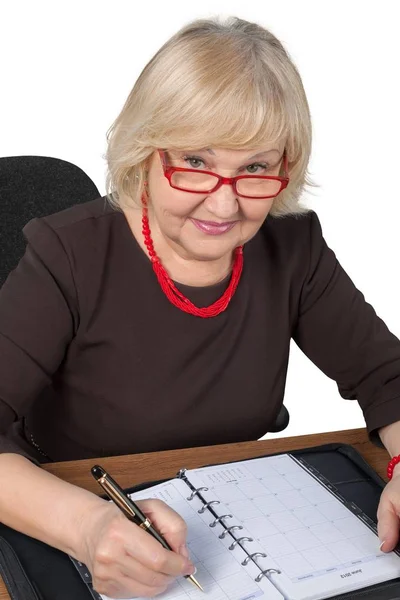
[140,78,290,153]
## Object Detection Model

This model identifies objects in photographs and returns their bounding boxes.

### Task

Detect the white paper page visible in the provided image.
[186,454,400,600]
[101,478,283,600]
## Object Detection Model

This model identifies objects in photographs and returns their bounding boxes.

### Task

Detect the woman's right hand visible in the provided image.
[78,498,195,598]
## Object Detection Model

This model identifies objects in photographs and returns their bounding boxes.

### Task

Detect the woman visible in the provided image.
[1,15,400,599]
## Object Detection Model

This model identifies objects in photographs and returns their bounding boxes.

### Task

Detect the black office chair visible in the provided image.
[0,155,289,433]
[269,404,290,432]
[0,156,101,287]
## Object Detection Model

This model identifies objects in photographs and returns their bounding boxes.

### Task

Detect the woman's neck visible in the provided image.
[155,250,233,288]
[123,205,233,288]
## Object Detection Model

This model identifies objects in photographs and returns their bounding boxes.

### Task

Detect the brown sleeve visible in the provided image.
[0,217,78,460]
[292,212,400,445]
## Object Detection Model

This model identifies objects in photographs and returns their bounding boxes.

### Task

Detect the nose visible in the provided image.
[204,182,239,220]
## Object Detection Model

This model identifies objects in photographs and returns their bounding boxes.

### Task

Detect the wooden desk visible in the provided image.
[0,428,389,599]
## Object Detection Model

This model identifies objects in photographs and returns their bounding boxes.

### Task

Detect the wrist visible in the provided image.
[379,421,400,457]
[69,495,111,561]
[387,454,400,480]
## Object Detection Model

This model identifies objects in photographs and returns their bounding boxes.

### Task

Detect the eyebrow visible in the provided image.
[205,148,280,160]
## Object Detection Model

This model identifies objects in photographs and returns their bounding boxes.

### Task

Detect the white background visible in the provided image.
[1,0,399,440]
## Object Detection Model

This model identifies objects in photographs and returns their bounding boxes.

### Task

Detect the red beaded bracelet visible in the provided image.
[387,455,400,480]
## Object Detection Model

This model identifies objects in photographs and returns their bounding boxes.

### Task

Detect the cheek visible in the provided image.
[149,173,199,220]
[155,195,204,231]
[241,199,274,223]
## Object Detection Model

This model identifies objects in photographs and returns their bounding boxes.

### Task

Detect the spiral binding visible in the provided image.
[218,525,243,539]
[255,568,281,582]
[228,536,253,550]
[241,552,267,566]
[187,487,209,500]
[197,500,220,514]
[209,514,233,527]
[183,477,282,583]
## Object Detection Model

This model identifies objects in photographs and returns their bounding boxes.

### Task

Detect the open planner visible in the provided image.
[95,452,400,600]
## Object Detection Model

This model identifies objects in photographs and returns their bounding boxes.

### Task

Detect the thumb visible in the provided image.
[377,501,399,552]
[136,498,190,557]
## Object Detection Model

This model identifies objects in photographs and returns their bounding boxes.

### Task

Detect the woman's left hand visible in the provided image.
[377,471,400,552]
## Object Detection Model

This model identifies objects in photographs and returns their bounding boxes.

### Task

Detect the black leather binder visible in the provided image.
[1,443,399,600]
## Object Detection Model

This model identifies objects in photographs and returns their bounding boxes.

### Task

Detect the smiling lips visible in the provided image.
[190,218,237,236]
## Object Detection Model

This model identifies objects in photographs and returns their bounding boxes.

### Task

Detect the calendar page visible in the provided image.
[101,478,283,600]
[187,454,400,600]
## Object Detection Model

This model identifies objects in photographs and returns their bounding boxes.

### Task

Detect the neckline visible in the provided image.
[119,207,235,292]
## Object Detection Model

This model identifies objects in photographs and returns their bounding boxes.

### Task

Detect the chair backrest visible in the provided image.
[0,156,100,287]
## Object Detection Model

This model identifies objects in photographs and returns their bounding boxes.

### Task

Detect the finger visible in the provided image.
[94,556,174,591]
[93,571,170,599]
[118,555,175,588]
[121,518,194,577]
[92,520,193,579]
[137,498,189,555]
[377,502,399,552]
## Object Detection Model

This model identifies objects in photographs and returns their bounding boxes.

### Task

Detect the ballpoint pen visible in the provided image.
[91,465,203,592]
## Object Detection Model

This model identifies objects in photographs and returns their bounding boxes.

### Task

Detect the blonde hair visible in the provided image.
[105,16,317,217]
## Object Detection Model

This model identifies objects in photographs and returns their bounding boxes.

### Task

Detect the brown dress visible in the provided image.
[1,198,400,463]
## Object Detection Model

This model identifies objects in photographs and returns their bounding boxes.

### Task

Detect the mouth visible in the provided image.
[190,218,238,236]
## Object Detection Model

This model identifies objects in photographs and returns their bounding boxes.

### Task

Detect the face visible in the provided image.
[146,145,286,263]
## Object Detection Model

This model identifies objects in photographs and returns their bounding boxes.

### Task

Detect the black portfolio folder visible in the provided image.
[1,443,399,600]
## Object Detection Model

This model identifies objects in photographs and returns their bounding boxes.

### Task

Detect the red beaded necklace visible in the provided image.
[141,199,243,318]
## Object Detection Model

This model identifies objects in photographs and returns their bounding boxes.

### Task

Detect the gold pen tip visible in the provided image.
[188,574,204,592]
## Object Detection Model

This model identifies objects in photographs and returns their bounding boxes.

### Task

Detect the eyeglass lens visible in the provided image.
[171,171,281,198]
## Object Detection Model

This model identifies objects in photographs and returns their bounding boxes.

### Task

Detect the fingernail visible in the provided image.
[184,562,195,575]
[379,540,386,551]
[179,544,190,558]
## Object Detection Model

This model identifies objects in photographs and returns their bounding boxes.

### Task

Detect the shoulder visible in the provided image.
[247,210,328,299]
[22,196,123,244]
[263,209,320,242]
[21,197,128,294]
[258,209,323,266]
[20,197,132,319]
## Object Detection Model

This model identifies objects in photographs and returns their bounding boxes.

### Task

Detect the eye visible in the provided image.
[245,162,269,174]
[183,155,206,169]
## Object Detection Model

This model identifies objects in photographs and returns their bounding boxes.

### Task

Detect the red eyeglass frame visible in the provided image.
[158,149,289,199]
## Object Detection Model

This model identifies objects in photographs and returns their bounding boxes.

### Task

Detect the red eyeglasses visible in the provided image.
[158,149,289,199]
